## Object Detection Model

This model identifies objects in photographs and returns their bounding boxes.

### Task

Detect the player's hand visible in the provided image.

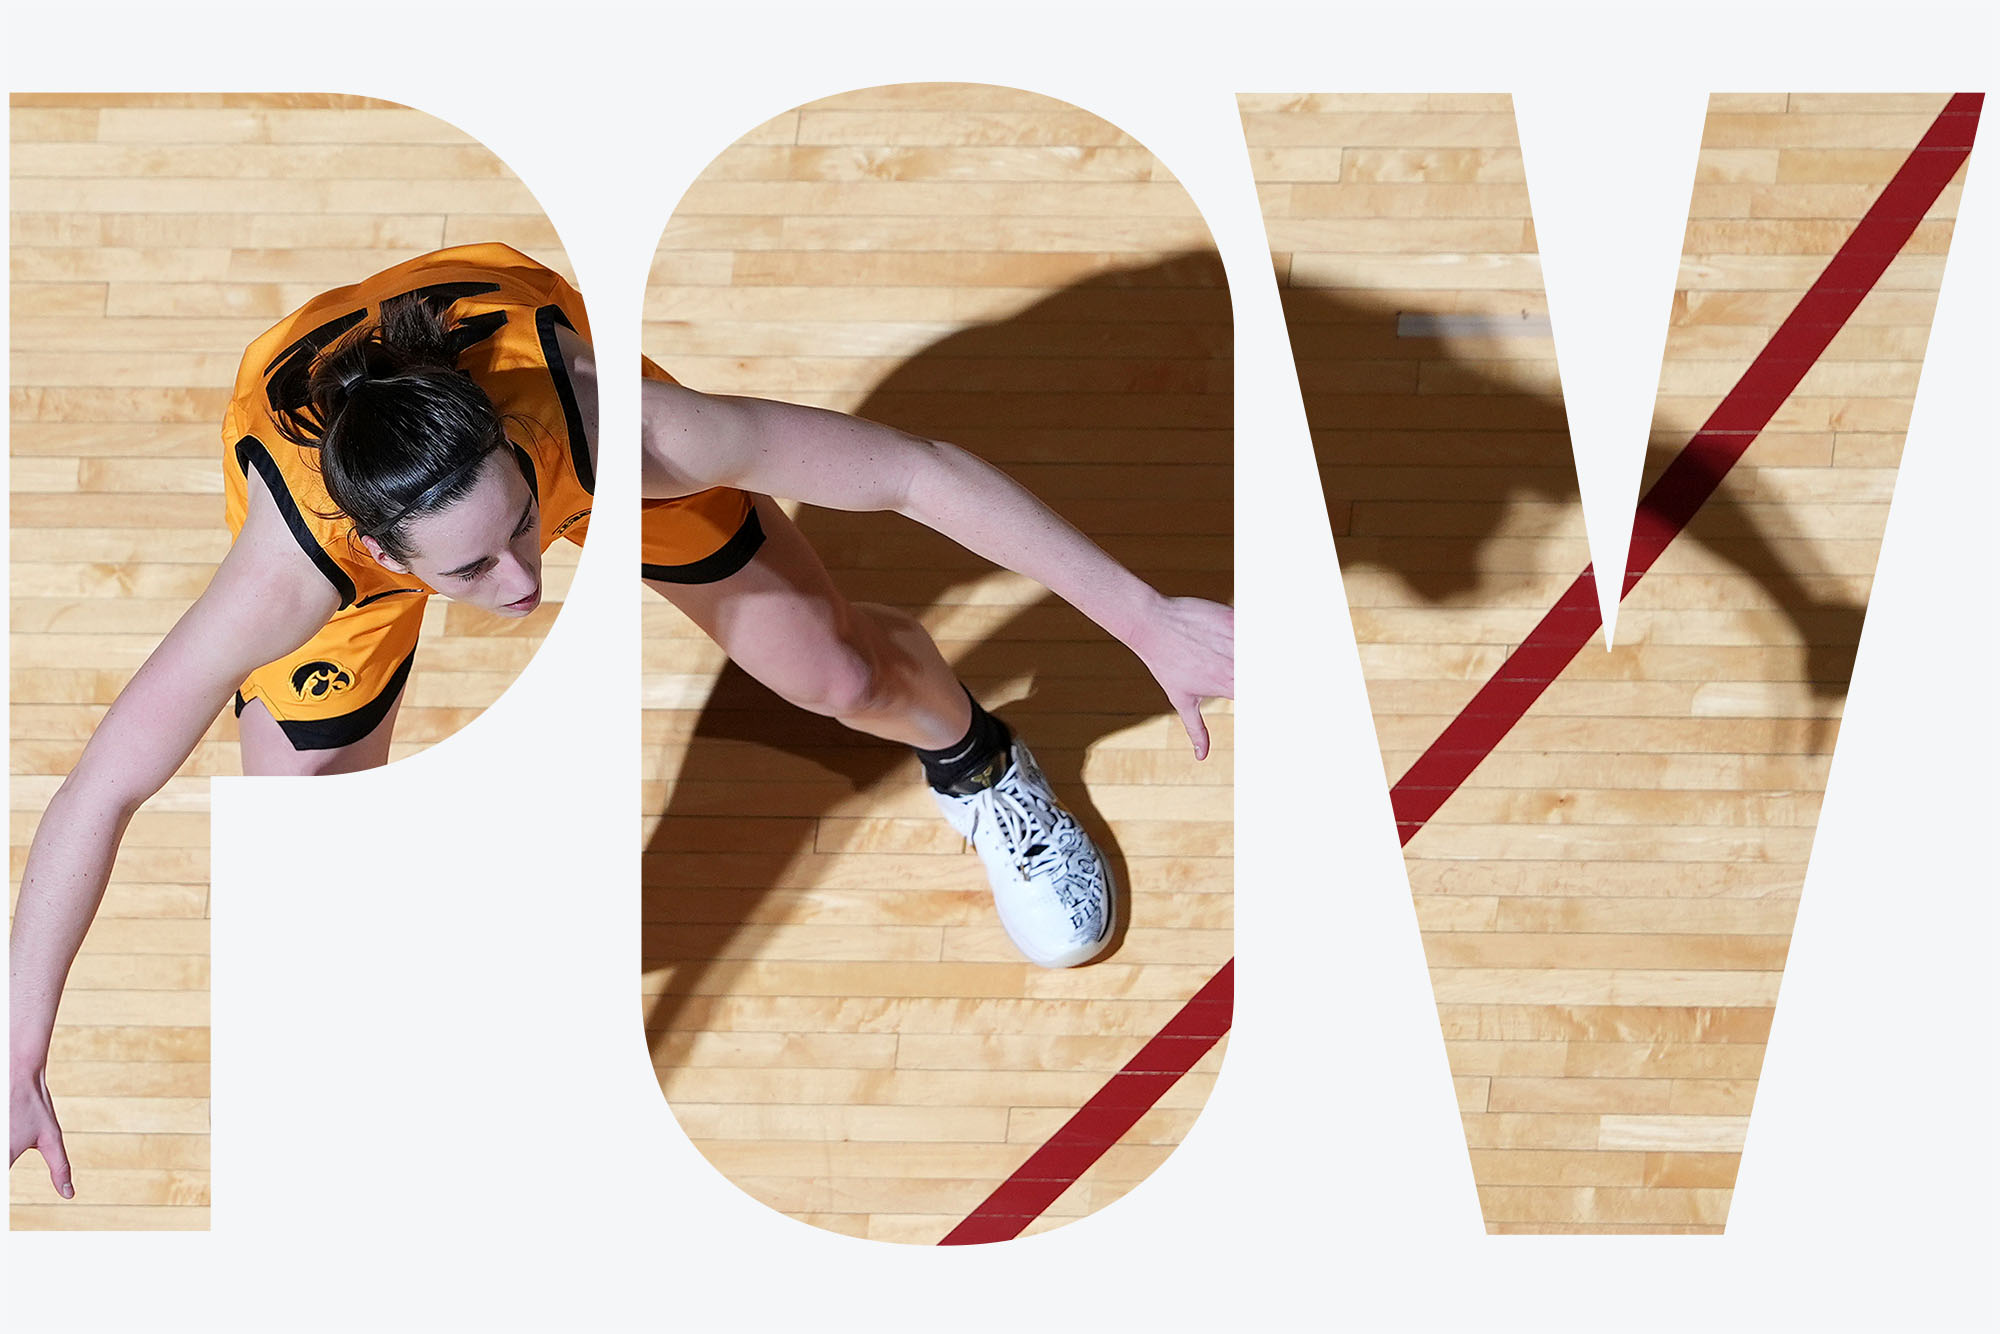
[1130,595,1235,760]
[10,1063,74,1199]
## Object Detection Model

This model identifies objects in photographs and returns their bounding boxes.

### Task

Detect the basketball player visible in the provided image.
[9,243,1234,1199]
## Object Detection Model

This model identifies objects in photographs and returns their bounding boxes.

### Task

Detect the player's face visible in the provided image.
[395,451,544,616]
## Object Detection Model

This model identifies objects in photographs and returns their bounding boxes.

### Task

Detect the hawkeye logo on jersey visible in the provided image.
[291,660,355,702]
[551,507,590,542]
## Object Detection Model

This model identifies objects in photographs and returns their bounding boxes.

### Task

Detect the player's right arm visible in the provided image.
[8,469,339,1198]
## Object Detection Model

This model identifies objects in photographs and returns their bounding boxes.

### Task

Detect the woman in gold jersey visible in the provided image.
[10,245,1233,1200]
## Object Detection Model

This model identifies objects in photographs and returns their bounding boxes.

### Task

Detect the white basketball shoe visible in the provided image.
[932,740,1115,968]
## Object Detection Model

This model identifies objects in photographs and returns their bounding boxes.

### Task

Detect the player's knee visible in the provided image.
[780,641,885,721]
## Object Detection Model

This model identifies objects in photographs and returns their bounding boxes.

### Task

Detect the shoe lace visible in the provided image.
[977,773,1102,894]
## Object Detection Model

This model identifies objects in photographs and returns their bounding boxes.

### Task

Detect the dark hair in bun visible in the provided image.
[275,294,507,562]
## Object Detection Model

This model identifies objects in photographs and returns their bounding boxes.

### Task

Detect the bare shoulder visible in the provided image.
[216,465,343,639]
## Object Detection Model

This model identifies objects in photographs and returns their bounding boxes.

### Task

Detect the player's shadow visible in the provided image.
[641,252,1233,1060]
[1280,289,1867,707]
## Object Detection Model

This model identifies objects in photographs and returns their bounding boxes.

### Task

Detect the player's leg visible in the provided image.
[235,689,405,776]
[647,495,970,750]
[649,493,1113,967]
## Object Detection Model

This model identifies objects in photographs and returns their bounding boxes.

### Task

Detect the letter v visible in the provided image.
[1246,91,1982,1233]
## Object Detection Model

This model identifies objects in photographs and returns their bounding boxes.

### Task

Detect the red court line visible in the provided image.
[939,93,1980,1245]
[1389,91,1981,842]
[939,962,1234,1245]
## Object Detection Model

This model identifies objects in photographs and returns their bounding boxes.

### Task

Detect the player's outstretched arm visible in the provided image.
[639,379,1235,757]
[8,475,337,1198]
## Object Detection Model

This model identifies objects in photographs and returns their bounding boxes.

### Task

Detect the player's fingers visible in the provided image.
[41,1123,74,1199]
[1177,696,1210,761]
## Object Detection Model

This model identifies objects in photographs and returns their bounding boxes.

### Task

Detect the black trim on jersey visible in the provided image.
[445,308,507,359]
[640,507,766,585]
[235,435,358,608]
[260,281,504,379]
[234,650,416,752]
[263,310,365,426]
[355,587,424,609]
[534,304,593,496]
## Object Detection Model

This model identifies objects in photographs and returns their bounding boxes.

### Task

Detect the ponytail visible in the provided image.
[277,294,508,561]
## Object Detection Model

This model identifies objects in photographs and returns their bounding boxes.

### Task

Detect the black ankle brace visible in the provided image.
[916,691,1013,794]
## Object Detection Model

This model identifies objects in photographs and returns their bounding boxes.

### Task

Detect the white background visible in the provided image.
[4,2,1994,1329]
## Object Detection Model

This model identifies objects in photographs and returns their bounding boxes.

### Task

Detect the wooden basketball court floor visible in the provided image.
[16,84,1957,1245]
[9,93,578,1229]
[640,84,1235,1243]
[1241,92,1976,1232]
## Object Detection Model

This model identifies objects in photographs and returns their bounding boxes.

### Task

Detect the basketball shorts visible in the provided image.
[233,590,427,751]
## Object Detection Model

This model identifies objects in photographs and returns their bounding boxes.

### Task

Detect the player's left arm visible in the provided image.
[638,375,1234,758]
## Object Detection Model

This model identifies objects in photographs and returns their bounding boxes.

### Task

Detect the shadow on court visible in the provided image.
[1280,289,1866,705]
[637,252,1862,1097]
